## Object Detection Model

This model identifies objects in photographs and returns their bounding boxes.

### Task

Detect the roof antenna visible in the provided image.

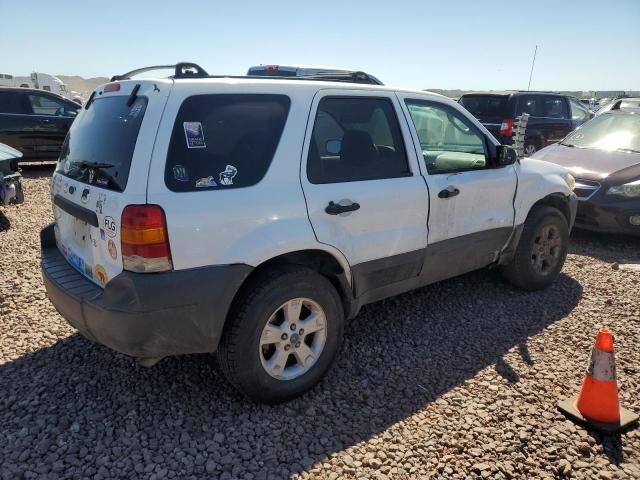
[527,45,538,91]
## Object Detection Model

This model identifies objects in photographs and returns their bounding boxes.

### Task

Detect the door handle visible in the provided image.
[325,201,360,215]
[438,186,460,199]
[38,119,51,123]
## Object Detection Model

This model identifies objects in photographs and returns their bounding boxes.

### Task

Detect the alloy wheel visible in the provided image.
[531,224,562,275]
[259,298,327,380]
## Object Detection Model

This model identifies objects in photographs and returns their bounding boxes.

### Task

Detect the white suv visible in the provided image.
[41,63,577,403]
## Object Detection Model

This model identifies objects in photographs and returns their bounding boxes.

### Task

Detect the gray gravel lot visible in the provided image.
[1,166,638,479]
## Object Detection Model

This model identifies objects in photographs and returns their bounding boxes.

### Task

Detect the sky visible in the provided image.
[2,0,639,92]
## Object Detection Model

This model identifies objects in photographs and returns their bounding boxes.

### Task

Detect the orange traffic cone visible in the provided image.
[558,328,638,433]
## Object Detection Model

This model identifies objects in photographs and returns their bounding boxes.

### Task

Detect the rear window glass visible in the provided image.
[459,95,509,117]
[165,94,290,191]
[56,96,147,192]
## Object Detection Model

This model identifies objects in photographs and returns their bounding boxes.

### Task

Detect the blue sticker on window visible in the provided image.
[173,165,190,182]
[183,121,206,149]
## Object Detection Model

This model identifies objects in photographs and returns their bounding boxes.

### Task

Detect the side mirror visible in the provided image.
[497,145,518,166]
[325,140,341,155]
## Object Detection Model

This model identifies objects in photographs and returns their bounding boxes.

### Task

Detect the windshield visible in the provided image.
[55,95,148,191]
[562,113,640,152]
[459,95,508,117]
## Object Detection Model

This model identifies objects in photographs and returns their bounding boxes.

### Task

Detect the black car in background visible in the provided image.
[459,91,593,156]
[0,87,79,162]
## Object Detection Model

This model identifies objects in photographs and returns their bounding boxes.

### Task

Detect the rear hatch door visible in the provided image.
[51,80,171,287]
[459,94,510,137]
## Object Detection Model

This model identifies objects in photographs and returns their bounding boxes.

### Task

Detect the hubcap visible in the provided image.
[259,298,327,380]
[531,224,562,275]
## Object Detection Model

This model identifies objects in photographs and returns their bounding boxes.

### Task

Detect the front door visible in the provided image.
[400,96,517,281]
[301,90,430,297]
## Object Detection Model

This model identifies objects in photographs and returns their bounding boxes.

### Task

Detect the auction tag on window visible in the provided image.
[183,121,206,149]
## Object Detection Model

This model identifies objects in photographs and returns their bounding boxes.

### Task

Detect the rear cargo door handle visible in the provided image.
[325,201,360,215]
[438,186,460,199]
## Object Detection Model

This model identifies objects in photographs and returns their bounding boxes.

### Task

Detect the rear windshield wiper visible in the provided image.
[617,147,640,154]
[559,142,575,147]
[80,161,116,169]
[74,161,123,191]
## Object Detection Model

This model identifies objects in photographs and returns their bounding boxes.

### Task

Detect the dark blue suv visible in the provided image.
[459,91,593,156]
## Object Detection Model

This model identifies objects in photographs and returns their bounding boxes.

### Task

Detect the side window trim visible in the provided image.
[403,98,496,175]
[305,94,413,185]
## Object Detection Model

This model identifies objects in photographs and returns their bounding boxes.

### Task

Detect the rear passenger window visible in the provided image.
[0,91,29,114]
[542,96,569,119]
[165,95,290,191]
[307,97,410,184]
[517,95,542,117]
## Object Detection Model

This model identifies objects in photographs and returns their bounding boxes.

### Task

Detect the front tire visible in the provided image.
[217,265,344,403]
[501,205,569,291]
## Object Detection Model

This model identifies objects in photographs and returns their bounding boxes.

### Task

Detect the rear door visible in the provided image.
[26,92,78,160]
[301,89,429,297]
[540,95,572,146]
[0,90,39,160]
[51,80,171,287]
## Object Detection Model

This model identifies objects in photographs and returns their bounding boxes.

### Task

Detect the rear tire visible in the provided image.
[217,265,344,404]
[501,205,569,291]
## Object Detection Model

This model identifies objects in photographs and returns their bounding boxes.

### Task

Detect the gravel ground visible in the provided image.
[1,166,638,480]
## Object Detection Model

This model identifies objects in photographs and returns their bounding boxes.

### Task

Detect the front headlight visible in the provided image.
[607,180,640,198]
[565,173,576,191]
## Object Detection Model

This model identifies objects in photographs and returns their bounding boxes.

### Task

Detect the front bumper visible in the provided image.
[574,195,640,236]
[40,224,253,358]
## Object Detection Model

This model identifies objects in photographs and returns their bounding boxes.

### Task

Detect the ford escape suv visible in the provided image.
[41,63,577,403]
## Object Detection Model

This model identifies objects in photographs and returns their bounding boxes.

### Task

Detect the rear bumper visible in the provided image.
[574,196,640,236]
[40,224,253,358]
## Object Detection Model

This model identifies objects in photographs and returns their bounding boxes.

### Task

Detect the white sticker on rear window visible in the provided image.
[183,122,206,149]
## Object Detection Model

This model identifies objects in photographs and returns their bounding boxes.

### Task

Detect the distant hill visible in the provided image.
[56,75,109,98]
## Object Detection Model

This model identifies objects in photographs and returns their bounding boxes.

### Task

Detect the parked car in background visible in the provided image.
[595,97,640,116]
[0,142,24,206]
[41,63,576,403]
[0,87,79,162]
[459,91,593,155]
[531,109,640,235]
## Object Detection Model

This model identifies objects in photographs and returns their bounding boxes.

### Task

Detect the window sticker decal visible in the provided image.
[195,176,217,188]
[95,265,108,286]
[173,165,190,182]
[103,216,117,238]
[81,187,90,204]
[183,121,206,149]
[96,193,107,215]
[219,165,237,186]
[107,239,118,260]
[129,101,144,118]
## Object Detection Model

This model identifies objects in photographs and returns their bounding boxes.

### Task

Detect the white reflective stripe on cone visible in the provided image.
[586,348,617,382]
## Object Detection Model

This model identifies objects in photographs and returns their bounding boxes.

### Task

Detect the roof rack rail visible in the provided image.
[110,62,209,81]
[292,71,383,85]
